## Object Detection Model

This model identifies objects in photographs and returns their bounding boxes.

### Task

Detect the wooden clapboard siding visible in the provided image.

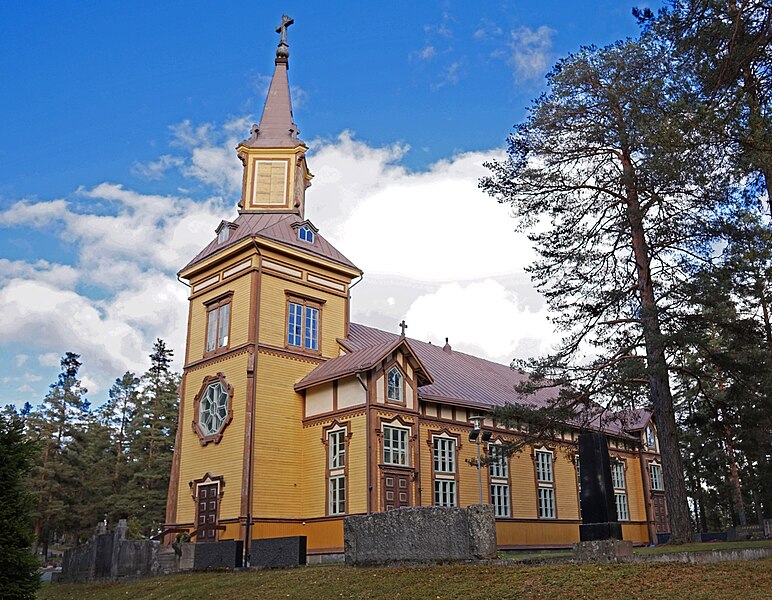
[496,521,579,546]
[555,451,580,520]
[251,519,344,552]
[457,429,484,507]
[252,350,313,519]
[347,412,367,514]
[510,451,538,519]
[257,271,347,358]
[624,455,646,522]
[621,522,649,543]
[300,421,327,517]
[175,352,249,523]
[186,271,253,363]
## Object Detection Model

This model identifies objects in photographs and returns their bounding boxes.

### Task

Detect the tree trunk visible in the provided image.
[722,420,747,526]
[622,153,693,543]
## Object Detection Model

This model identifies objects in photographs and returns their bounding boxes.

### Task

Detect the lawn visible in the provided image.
[39,557,772,600]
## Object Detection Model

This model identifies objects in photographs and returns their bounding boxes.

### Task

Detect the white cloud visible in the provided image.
[473,18,503,41]
[0,124,554,408]
[404,280,558,364]
[507,26,555,82]
[307,136,533,281]
[15,354,29,367]
[131,154,184,181]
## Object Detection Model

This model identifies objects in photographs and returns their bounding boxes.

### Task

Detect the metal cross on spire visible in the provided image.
[399,320,408,337]
[276,14,294,57]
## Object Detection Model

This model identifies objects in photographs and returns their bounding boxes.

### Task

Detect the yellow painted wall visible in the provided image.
[251,519,344,552]
[187,269,253,363]
[252,350,317,519]
[300,412,368,518]
[554,451,580,520]
[510,452,538,519]
[257,270,347,358]
[497,521,579,547]
[175,352,249,524]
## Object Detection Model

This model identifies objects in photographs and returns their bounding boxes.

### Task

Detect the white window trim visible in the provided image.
[329,475,345,515]
[433,479,456,507]
[386,366,404,403]
[328,428,346,471]
[491,483,511,518]
[432,434,456,474]
[489,443,509,480]
[649,461,664,491]
[382,424,410,466]
[535,447,556,519]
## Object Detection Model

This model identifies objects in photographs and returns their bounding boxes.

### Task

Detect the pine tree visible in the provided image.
[480,37,732,543]
[99,372,140,522]
[28,353,89,557]
[0,406,41,599]
[127,340,179,536]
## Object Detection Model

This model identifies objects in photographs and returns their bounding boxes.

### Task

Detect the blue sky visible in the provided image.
[0,1,659,409]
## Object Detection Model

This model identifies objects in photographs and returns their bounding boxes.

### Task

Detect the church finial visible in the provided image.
[276,14,294,62]
[399,320,408,338]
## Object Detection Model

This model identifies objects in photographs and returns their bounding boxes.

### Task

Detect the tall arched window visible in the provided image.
[387,366,403,402]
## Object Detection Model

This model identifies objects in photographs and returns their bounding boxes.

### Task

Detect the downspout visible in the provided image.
[356,372,371,514]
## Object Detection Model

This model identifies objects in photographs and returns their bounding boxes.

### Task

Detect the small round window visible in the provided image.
[200,382,229,435]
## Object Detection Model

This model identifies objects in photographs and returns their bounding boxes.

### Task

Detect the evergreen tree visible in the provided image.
[0,406,41,600]
[481,37,731,543]
[99,372,140,522]
[637,1,772,211]
[28,353,88,556]
[127,340,179,536]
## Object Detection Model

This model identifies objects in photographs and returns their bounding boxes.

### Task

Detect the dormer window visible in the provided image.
[298,225,314,243]
[216,221,237,245]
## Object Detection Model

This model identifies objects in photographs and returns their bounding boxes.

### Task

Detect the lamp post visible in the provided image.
[468,415,492,505]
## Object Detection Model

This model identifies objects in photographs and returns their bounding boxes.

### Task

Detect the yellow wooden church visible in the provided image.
[164,18,668,560]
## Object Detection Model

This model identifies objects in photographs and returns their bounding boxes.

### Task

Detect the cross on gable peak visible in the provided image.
[399,320,408,337]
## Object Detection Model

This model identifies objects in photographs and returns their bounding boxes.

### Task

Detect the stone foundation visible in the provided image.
[344,504,496,566]
[572,539,633,563]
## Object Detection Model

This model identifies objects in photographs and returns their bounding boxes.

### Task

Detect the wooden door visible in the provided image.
[196,483,219,542]
[382,471,411,510]
[652,493,669,533]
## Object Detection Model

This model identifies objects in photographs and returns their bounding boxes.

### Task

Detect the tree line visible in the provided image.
[482,0,771,542]
[3,340,179,562]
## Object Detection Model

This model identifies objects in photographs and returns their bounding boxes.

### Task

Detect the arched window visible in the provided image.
[387,366,403,402]
[298,225,315,243]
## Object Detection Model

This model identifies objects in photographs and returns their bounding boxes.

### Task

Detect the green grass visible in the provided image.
[39,557,772,600]
[634,539,772,555]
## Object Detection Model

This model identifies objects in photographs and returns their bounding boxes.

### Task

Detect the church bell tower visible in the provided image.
[236,14,312,217]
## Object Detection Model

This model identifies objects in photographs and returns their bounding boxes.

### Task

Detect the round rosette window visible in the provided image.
[200,382,228,435]
[193,373,234,445]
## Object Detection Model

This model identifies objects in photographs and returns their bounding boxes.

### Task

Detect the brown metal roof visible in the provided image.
[336,323,639,437]
[181,212,360,274]
[295,337,434,391]
[240,58,304,149]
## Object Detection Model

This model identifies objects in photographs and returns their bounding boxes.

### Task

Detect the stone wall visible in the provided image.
[61,520,160,583]
[344,505,496,566]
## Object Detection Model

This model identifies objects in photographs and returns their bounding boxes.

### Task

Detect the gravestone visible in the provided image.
[250,536,307,568]
[578,431,622,541]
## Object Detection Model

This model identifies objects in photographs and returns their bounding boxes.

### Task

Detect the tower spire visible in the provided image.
[236,16,312,216]
[243,14,302,149]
